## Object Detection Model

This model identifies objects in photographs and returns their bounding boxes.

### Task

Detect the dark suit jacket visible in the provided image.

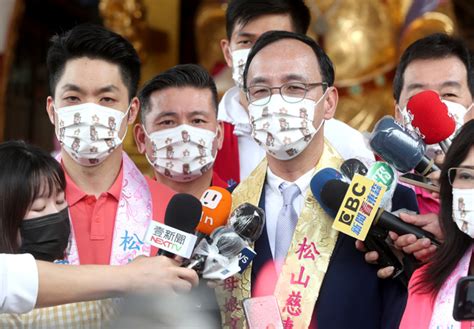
[250,183,418,329]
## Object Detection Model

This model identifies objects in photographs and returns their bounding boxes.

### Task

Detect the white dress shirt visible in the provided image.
[264,167,316,259]
[218,86,375,182]
[0,253,38,314]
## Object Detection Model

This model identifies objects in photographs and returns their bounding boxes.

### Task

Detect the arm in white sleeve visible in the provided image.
[0,253,38,314]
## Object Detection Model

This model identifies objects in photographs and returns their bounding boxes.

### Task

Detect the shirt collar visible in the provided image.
[266,166,316,197]
[63,161,124,206]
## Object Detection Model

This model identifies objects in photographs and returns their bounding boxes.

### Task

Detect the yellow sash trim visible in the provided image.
[216,140,343,328]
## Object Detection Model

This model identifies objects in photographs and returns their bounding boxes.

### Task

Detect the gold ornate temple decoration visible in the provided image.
[306,0,455,131]
[99,0,148,61]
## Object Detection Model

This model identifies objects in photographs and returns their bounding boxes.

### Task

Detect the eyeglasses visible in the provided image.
[448,167,474,188]
[245,82,328,106]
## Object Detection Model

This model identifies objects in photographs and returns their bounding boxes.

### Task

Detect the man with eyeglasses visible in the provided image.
[214,31,414,329]
[214,0,374,188]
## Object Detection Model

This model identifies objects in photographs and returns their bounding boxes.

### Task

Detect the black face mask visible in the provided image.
[19,207,71,262]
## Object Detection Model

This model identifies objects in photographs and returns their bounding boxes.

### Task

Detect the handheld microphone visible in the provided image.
[311,168,407,283]
[369,116,440,176]
[406,90,456,153]
[196,186,232,240]
[340,158,368,180]
[145,193,202,258]
[227,203,266,243]
[366,162,397,210]
[321,179,440,246]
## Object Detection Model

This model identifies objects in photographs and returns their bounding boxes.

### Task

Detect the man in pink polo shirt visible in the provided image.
[44,24,176,266]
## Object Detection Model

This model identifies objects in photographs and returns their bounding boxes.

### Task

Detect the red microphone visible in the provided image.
[407,90,456,152]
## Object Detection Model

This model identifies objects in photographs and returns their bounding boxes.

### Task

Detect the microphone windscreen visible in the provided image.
[320,179,349,215]
[310,168,344,218]
[340,158,368,180]
[407,90,456,144]
[228,203,265,242]
[197,186,232,235]
[164,193,203,233]
[369,116,425,173]
[212,227,247,257]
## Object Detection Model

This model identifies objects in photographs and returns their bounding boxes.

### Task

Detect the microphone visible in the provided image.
[366,162,397,210]
[227,203,266,243]
[321,179,440,246]
[369,116,440,176]
[340,158,368,180]
[196,186,232,240]
[311,168,411,284]
[406,90,456,153]
[144,193,203,259]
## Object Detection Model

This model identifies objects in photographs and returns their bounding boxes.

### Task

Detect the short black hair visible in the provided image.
[138,64,218,124]
[0,141,66,254]
[46,23,141,100]
[393,33,474,102]
[225,0,310,39]
[243,31,335,90]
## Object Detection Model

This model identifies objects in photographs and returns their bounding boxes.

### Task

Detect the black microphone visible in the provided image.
[321,180,440,246]
[227,203,265,243]
[369,116,440,176]
[157,193,203,257]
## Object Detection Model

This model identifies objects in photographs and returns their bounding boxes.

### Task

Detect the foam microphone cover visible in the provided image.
[407,90,456,144]
[197,186,232,235]
[310,168,344,218]
[320,180,349,215]
[228,203,265,242]
[369,116,426,173]
[165,193,203,234]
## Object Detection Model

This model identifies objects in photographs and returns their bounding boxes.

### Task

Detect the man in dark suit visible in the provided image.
[214,31,417,329]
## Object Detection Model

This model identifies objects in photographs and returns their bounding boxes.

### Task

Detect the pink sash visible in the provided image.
[58,152,153,265]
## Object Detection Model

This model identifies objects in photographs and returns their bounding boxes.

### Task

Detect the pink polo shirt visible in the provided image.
[64,164,123,265]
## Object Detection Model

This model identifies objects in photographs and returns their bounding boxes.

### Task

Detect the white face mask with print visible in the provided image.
[143,124,218,182]
[452,188,474,238]
[231,48,251,89]
[54,102,130,166]
[248,93,327,160]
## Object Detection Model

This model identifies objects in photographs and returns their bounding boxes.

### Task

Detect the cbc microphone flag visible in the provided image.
[144,221,197,258]
[332,174,386,241]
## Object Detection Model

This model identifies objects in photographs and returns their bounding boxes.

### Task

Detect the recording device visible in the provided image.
[311,169,406,284]
[399,173,440,193]
[144,193,202,259]
[243,296,283,329]
[228,203,266,242]
[187,203,266,279]
[406,90,456,153]
[196,186,232,240]
[320,179,441,246]
[370,116,440,176]
[453,276,474,321]
[340,158,368,180]
[366,162,397,210]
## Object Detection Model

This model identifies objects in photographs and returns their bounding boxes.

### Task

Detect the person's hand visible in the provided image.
[125,256,199,295]
[355,240,396,279]
[388,212,443,262]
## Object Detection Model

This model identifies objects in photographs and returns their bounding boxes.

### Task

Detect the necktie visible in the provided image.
[274,183,301,267]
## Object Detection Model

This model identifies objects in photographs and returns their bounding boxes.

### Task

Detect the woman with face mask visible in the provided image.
[400,119,474,329]
[0,141,118,328]
[0,141,70,261]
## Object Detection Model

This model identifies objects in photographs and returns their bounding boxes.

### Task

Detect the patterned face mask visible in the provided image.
[143,124,218,182]
[248,93,327,160]
[452,188,474,238]
[231,48,251,89]
[54,102,130,166]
